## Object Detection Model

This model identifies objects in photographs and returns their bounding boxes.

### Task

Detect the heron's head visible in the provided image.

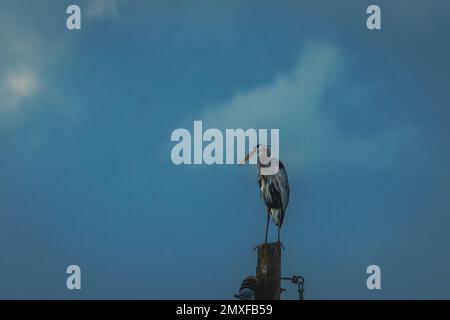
[240,144,271,165]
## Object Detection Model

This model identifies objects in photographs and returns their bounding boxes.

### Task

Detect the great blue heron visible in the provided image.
[241,144,290,244]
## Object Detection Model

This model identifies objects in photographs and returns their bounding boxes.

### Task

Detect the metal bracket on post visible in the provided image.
[281,275,305,300]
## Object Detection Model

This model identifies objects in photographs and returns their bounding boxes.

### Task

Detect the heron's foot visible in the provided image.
[278,240,285,250]
[253,243,266,251]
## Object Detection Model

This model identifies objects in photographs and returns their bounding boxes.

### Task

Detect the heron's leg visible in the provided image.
[278,225,285,250]
[265,207,270,244]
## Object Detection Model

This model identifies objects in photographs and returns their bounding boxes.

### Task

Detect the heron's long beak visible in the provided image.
[240,150,256,165]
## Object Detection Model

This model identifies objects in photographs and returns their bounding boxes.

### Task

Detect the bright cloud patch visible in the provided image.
[0,70,40,114]
[87,0,128,18]
[7,71,39,98]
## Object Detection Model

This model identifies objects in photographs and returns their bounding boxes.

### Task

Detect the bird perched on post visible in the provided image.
[241,144,290,245]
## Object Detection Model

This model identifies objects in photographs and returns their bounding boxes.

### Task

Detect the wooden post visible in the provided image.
[255,242,281,300]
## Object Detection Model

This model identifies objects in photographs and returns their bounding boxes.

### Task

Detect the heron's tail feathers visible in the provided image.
[270,208,282,226]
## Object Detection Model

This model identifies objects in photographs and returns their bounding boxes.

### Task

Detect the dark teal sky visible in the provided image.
[1,0,450,299]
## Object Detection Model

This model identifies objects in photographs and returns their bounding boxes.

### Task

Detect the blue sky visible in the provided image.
[1,0,450,299]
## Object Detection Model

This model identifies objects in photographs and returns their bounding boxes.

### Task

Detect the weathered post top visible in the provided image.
[255,242,282,300]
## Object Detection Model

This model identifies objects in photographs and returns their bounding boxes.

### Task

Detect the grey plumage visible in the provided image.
[258,160,290,227]
[243,144,290,243]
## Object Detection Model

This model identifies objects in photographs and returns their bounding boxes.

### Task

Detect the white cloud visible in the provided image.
[0,7,75,151]
[86,0,128,19]
[7,71,39,98]
[0,70,40,116]
[197,41,415,174]
[0,1,127,151]
[0,11,46,117]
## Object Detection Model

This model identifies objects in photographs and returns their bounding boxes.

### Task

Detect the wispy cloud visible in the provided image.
[86,0,128,19]
[197,41,415,174]
[6,70,38,98]
[0,70,40,118]
[0,1,130,153]
[0,13,44,117]
[6,71,38,98]
[0,6,68,149]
